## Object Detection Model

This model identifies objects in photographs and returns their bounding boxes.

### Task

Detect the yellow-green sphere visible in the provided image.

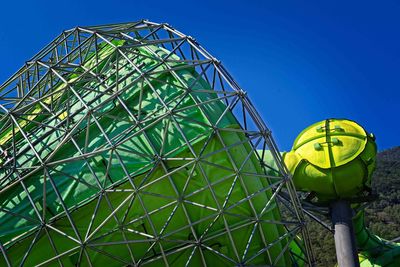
[284,119,376,202]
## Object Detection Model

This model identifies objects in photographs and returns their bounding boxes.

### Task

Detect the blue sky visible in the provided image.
[0,1,398,151]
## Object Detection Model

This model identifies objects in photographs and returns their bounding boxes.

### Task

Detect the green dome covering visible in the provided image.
[0,21,313,266]
[284,119,377,202]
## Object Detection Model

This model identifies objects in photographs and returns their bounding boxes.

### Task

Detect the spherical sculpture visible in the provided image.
[284,119,377,203]
[0,21,313,266]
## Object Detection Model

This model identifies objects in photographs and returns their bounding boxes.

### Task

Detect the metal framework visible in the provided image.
[0,20,314,266]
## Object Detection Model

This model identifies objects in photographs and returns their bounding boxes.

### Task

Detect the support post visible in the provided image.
[331,200,360,267]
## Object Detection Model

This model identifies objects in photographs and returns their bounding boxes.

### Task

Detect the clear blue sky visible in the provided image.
[0,1,398,151]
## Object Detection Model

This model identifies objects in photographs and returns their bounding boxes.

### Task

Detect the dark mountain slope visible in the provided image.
[308,146,400,266]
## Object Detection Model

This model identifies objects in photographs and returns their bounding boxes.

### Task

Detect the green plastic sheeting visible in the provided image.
[354,209,400,267]
[0,41,295,266]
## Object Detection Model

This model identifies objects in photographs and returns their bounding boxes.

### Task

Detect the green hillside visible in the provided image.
[367,146,400,240]
[308,146,400,266]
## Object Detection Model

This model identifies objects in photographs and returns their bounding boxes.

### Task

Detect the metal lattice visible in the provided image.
[0,20,314,266]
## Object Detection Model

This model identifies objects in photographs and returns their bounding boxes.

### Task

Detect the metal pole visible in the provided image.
[331,200,360,267]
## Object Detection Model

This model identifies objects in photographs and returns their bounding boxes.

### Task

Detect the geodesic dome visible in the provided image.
[0,20,313,266]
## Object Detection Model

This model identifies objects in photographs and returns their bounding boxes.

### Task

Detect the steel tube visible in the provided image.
[331,200,360,267]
